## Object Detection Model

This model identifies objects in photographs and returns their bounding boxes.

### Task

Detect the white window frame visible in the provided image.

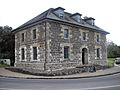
[31,27,38,40]
[32,29,37,39]
[60,43,72,61]
[30,45,39,61]
[64,29,69,39]
[33,47,37,60]
[95,46,102,59]
[81,30,88,41]
[19,46,26,61]
[95,33,101,43]
[64,46,69,59]
[21,33,25,42]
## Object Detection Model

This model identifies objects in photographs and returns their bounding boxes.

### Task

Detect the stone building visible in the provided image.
[13,7,109,71]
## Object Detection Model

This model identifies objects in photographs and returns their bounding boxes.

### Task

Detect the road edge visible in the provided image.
[0,71,120,79]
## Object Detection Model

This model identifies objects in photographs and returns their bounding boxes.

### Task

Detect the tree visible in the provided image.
[0,26,15,66]
[107,41,120,58]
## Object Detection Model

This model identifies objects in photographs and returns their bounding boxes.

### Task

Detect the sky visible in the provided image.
[0,0,120,45]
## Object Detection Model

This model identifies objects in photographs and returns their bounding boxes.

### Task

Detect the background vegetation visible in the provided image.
[0,26,15,66]
[107,41,120,58]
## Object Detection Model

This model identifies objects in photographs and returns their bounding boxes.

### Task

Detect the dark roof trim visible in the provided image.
[71,13,82,17]
[84,17,95,20]
[54,7,65,11]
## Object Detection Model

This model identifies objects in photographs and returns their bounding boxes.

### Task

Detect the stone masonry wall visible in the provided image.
[15,23,46,70]
[46,21,107,71]
[15,21,107,71]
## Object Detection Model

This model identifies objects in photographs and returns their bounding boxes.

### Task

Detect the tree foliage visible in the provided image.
[0,26,15,66]
[107,41,120,58]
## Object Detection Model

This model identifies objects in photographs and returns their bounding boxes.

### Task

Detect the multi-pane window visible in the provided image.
[64,46,69,59]
[97,48,100,58]
[21,33,24,42]
[97,34,100,42]
[82,32,86,40]
[21,48,25,60]
[64,29,69,38]
[33,29,36,39]
[33,47,37,60]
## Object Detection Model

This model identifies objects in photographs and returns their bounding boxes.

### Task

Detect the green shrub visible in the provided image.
[0,64,9,68]
[107,58,115,67]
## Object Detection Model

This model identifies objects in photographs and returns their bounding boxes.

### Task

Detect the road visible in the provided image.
[0,73,120,90]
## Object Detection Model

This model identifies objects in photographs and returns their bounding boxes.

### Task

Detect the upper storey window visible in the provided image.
[95,33,100,43]
[81,30,89,41]
[97,34,100,42]
[33,29,36,39]
[82,32,87,41]
[64,29,69,39]
[21,33,24,42]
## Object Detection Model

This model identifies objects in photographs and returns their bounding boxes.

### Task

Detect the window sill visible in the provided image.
[64,38,69,39]
[82,40,87,41]
[20,60,26,62]
[30,60,39,62]
[96,57,101,60]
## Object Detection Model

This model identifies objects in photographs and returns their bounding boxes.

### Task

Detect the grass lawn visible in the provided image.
[0,64,9,68]
[107,58,115,67]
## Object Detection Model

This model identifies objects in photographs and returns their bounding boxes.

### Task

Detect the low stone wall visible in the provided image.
[46,62,79,71]
[15,62,45,70]
[6,64,110,76]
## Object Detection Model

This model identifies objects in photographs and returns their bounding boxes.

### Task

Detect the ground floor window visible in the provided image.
[96,48,100,58]
[21,48,25,60]
[64,46,69,59]
[33,47,37,60]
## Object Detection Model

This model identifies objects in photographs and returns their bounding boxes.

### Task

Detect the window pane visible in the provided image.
[97,48,100,58]
[97,35,99,42]
[21,33,24,42]
[33,47,37,60]
[33,29,36,39]
[21,48,25,60]
[83,32,86,40]
[64,29,69,38]
[64,46,69,58]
